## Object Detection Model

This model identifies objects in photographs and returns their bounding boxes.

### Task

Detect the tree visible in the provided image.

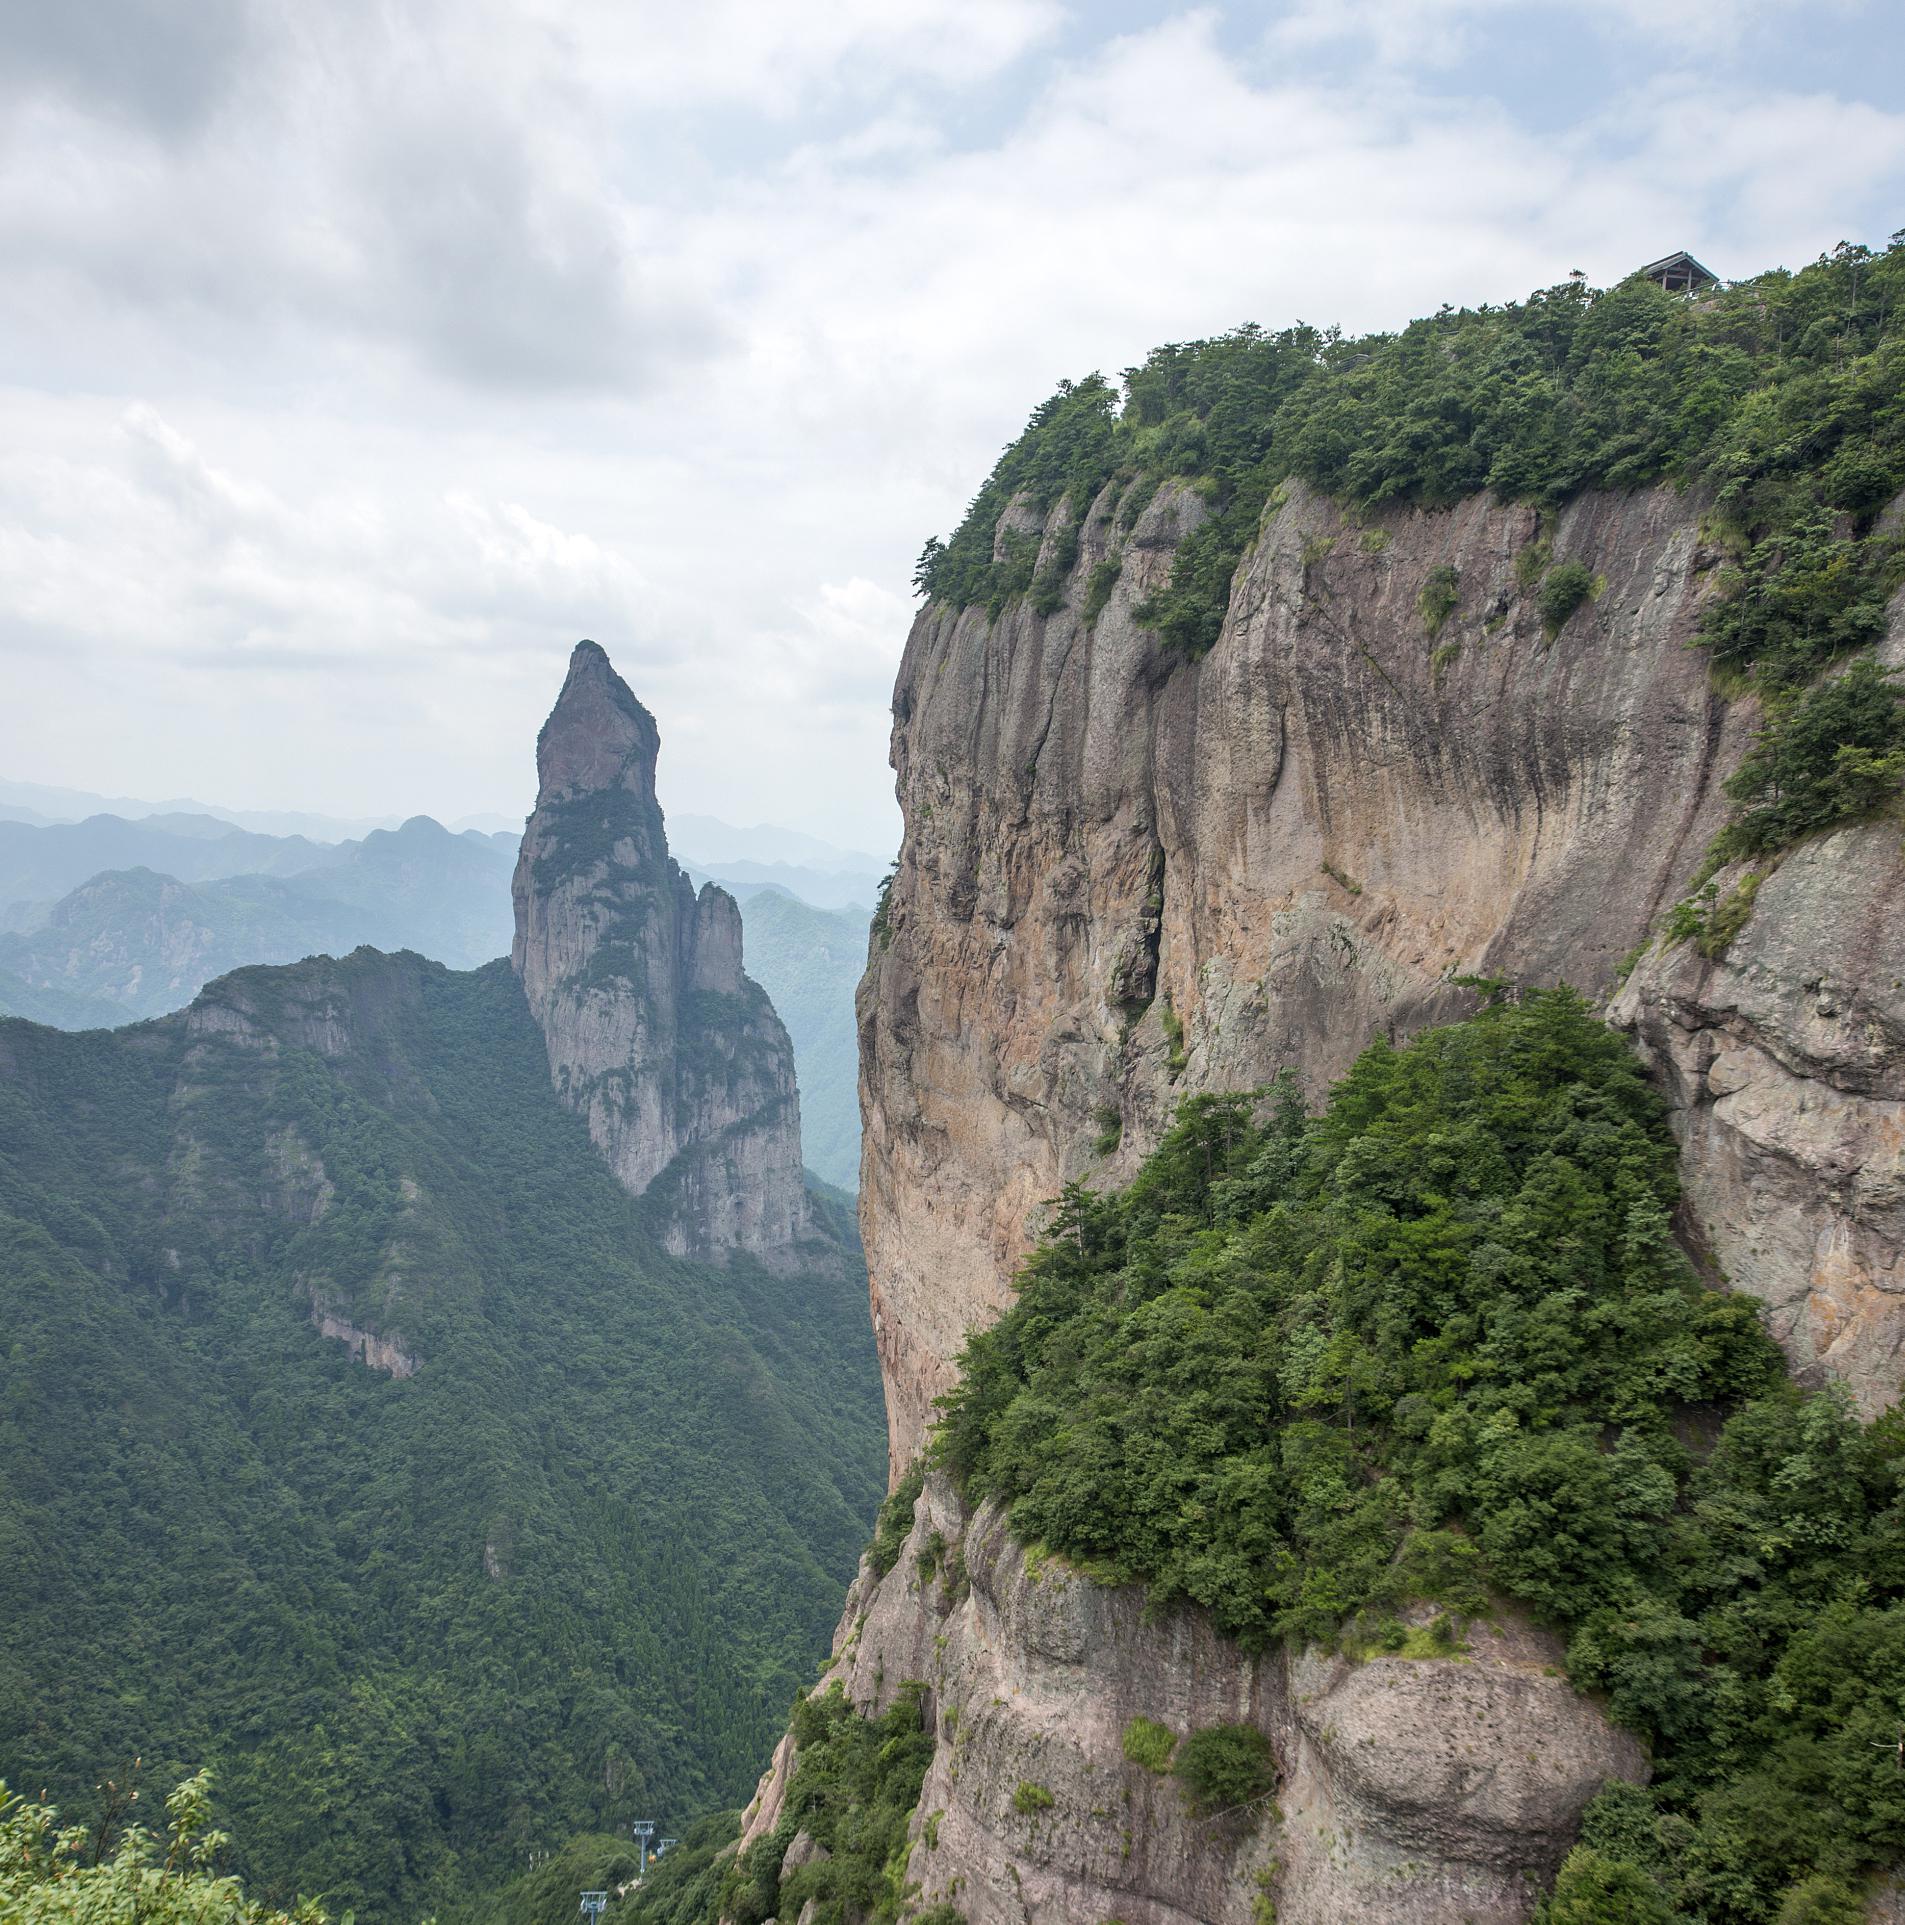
[0,1771,328,1925]
[1538,1848,1673,1924]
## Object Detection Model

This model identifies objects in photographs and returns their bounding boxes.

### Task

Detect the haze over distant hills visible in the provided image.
[0,775,412,844]
[0,781,874,1187]
[2,778,891,877]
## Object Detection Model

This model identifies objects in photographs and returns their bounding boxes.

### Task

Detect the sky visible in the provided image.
[1,1,1902,853]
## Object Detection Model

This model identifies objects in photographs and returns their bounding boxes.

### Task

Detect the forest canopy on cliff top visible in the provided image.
[939,990,1905,1923]
[915,235,1905,669]
[916,234,1905,881]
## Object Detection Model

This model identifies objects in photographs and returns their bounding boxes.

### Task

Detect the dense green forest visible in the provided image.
[0,951,885,1922]
[916,236,1905,862]
[936,991,1905,1921]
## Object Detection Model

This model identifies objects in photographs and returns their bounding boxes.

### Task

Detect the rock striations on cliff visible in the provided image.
[717,456,1905,1920]
[511,640,809,1260]
[860,475,1905,1466]
[743,1473,1644,1925]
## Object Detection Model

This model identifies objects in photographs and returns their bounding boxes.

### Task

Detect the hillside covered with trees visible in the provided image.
[0,950,885,1921]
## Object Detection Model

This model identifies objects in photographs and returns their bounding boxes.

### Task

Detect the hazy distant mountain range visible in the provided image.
[0,817,518,1024]
[0,774,424,843]
[0,784,875,1187]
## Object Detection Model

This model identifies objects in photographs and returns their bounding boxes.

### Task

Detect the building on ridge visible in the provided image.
[1637,250,1719,294]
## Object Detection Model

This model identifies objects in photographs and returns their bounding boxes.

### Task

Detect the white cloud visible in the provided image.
[1264,0,1864,64]
[0,1,1901,848]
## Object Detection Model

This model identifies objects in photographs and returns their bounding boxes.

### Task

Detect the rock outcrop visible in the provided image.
[741,1475,1645,1925]
[1617,818,1905,1417]
[779,472,1905,1919]
[511,641,808,1259]
[860,475,1905,1466]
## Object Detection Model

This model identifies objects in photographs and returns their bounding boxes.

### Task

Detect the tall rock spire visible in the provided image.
[511,640,809,1259]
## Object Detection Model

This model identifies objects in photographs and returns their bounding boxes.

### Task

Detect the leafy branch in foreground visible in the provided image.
[0,1770,327,1925]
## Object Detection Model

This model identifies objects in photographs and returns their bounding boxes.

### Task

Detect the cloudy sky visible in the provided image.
[2,0,1902,852]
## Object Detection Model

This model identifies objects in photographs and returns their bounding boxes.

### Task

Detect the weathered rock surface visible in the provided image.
[859,476,1905,1467]
[741,1476,1642,1924]
[800,475,1905,1919]
[1616,786,1905,1416]
[512,641,808,1259]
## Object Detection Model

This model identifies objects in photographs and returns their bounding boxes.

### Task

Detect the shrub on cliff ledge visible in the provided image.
[1172,1725,1276,1818]
[868,1459,925,1578]
[937,989,1905,1918]
[1121,1716,1177,1773]
[1536,560,1596,637]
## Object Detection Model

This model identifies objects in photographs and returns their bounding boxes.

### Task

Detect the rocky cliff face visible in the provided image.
[512,641,808,1260]
[1617,810,1905,1416]
[742,1473,1644,1925]
[794,472,1905,1918]
[860,476,1905,1463]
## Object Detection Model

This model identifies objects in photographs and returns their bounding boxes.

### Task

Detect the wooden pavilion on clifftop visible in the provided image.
[1638,249,1719,294]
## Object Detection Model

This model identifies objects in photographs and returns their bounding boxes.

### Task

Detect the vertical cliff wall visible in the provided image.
[860,475,1905,1468]
[743,469,1905,1923]
[512,640,808,1259]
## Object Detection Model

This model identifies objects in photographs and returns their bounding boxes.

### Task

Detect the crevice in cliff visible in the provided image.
[1018,600,1082,822]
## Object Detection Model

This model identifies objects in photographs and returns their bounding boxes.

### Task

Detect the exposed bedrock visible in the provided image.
[860,476,1905,1465]
[740,1476,1644,1924]
[1617,813,1905,1414]
[513,640,808,1260]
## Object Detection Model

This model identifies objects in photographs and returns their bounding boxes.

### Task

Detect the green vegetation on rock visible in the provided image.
[1417,563,1461,637]
[915,237,1905,858]
[1537,560,1597,637]
[867,1460,926,1579]
[1120,1717,1177,1773]
[1716,656,1905,859]
[936,989,1905,1918]
[1171,1726,1276,1819]
[680,1683,935,1925]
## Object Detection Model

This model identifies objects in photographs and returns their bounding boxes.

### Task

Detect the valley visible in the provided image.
[0,651,885,1919]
